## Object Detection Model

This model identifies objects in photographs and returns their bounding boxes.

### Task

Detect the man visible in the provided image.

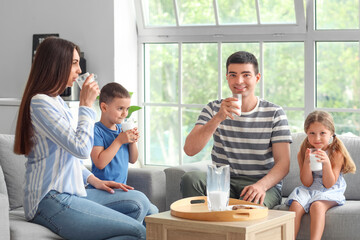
[181,51,292,208]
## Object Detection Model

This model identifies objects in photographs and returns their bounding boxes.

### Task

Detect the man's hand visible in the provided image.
[240,183,266,205]
[215,97,241,121]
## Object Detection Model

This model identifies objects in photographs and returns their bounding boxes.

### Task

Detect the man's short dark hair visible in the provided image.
[99,82,130,105]
[226,51,259,74]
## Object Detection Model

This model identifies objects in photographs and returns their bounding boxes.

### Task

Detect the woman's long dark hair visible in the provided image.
[14,37,80,155]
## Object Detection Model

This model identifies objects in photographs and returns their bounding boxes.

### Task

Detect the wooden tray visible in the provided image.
[170,196,268,222]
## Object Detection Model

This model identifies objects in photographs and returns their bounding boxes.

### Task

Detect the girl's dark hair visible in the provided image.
[99,82,130,107]
[14,37,80,155]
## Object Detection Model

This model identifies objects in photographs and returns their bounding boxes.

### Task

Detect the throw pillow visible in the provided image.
[0,134,26,210]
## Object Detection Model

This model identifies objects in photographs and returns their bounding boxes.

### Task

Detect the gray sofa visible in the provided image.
[164,133,360,240]
[0,134,166,240]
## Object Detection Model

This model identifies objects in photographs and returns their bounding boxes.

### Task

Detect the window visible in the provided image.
[134,0,360,166]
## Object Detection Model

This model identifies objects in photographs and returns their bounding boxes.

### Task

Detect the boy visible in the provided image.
[91,82,139,187]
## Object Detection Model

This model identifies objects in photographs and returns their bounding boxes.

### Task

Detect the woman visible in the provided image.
[14,37,153,240]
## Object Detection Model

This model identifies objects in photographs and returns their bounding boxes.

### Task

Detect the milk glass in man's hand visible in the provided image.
[310,148,322,171]
[207,164,230,211]
[232,93,242,116]
[76,72,97,89]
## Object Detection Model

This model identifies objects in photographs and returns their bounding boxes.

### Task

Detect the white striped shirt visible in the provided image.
[23,94,95,220]
[197,97,292,187]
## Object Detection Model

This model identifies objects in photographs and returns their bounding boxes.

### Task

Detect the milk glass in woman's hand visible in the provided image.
[76,72,97,89]
[310,148,322,171]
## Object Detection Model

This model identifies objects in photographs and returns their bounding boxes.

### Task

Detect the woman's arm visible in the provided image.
[31,95,96,158]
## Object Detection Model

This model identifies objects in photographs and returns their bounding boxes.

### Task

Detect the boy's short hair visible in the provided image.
[226,51,259,75]
[99,82,130,105]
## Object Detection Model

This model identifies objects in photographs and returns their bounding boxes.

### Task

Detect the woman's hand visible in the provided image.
[79,74,100,107]
[87,175,134,193]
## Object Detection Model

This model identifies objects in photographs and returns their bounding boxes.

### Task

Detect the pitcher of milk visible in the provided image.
[206,164,230,211]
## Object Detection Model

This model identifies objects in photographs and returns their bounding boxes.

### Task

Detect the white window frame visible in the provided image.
[134,0,360,166]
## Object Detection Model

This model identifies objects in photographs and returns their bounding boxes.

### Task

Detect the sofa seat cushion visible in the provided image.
[274,201,360,240]
[10,207,63,239]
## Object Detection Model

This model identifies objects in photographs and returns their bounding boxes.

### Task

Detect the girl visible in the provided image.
[285,111,356,240]
[14,37,152,240]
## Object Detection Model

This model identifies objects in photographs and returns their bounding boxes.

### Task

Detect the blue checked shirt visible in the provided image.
[23,94,95,220]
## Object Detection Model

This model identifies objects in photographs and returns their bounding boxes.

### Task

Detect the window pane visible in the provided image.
[217,0,257,25]
[263,42,304,107]
[316,0,359,29]
[182,43,218,104]
[177,0,215,25]
[142,0,176,26]
[316,42,360,109]
[182,107,212,164]
[144,44,179,103]
[330,112,360,136]
[145,106,179,166]
[285,110,304,133]
[258,0,296,24]
[221,43,260,98]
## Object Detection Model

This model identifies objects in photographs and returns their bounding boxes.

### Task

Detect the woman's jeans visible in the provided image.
[31,189,158,240]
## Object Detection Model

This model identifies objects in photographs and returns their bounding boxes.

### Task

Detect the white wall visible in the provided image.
[0,0,138,134]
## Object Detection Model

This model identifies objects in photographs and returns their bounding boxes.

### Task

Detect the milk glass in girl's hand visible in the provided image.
[310,148,322,171]
[207,164,230,211]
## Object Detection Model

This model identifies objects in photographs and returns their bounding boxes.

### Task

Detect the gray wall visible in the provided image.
[0,0,137,134]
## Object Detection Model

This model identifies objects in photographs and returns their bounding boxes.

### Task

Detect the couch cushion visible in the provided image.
[9,207,63,239]
[338,135,360,200]
[274,201,360,240]
[0,134,26,209]
[0,165,8,195]
[281,132,305,197]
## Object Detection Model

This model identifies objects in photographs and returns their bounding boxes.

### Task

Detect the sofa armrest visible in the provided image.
[0,193,10,240]
[164,162,208,210]
[127,167,166,212]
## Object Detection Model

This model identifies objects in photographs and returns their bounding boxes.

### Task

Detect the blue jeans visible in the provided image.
[31,189,158,240]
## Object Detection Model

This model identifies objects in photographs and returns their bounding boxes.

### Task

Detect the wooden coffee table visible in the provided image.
[146,209,295,240]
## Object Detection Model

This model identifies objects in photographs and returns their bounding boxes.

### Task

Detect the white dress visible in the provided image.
[284,170,346,213]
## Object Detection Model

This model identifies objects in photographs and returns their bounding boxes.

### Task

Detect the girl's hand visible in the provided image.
[315,149,331,166]
[304,148,311,163]
[79,74,100,107]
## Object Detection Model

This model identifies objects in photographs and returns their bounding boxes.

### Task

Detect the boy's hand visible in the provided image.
[119,128,140,143]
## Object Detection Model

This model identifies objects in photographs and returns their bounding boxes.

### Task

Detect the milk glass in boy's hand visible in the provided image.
[121,118,136,132]
[232,93,242,116]
[76,72,97,89]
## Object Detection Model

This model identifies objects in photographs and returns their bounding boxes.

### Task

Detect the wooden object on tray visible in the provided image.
[170,196,268,222]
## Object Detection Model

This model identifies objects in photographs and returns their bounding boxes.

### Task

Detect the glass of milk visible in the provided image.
[232,93,242,116]
[310,148,322,171]
[76,72,97,89]
[206,164,230,211]
[121,118,136,132]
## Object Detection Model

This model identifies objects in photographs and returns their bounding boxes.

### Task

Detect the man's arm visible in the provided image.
[184,98,240,156]
[241,142,290,204]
